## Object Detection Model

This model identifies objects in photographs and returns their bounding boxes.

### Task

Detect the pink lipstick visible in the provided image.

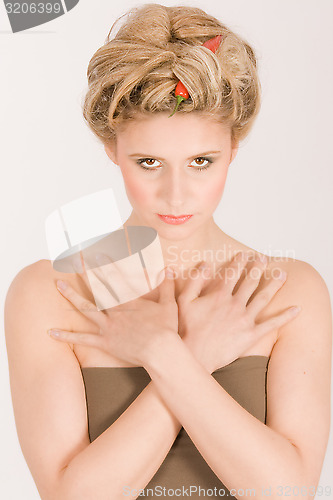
[157,214,193,225]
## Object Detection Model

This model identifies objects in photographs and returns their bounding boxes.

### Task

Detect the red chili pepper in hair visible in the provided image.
[168,81,190,118]
[202,34,222,53]
[168,35,222,118]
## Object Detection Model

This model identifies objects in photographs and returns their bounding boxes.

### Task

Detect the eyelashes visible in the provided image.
[136,157,214,172]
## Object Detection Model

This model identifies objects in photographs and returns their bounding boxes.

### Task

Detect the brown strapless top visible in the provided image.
[80,355,269,499]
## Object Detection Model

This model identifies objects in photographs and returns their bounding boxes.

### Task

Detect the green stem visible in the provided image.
[168,95,186,118]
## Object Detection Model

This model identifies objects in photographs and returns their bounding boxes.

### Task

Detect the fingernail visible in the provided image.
[165,267,175,278]
[204,266,211,277]
[275,270,287,280]
[48,329,60,337]
[57,280,67,291]
[291,306,301,314]
[199,261,209,270]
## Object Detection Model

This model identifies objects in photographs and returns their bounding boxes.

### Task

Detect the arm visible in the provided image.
[4,260,182,500]
[142,261,332,499]
[60,381,182,500]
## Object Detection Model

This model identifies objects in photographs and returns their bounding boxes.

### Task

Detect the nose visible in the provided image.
[158,167,190,210]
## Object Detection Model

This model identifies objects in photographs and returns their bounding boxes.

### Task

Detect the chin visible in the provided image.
[155,224,198,242]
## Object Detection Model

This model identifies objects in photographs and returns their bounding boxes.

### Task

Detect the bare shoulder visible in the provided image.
[266,255,329,290]
[5,259,78,351]
[264,255,331,328]
[5,259,59,319]
[6,258,70,298]
[243,252,332,354]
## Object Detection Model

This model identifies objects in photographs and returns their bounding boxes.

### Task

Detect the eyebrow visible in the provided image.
[128,150,222,161]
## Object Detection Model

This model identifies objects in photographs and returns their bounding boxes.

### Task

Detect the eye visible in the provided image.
[136,158,161,171]
[190,157,214,171]
[136,156,214,172]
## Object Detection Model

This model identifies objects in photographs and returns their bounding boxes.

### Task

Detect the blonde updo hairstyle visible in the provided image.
[82,3,261,147]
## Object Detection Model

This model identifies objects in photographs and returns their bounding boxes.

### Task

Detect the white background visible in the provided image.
[1,0,332,498]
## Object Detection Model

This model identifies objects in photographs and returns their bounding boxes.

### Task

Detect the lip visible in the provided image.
[157,214,193,225]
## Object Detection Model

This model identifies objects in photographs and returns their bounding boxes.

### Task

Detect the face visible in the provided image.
[104,112,238,240]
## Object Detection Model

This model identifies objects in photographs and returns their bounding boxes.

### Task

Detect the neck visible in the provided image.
[123,212,235,276]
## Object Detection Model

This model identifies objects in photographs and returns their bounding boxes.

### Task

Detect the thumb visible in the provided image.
[158,266,176,303]
[177,261,211,304]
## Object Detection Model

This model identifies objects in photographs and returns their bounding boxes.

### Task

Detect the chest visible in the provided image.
[69,272,279,369]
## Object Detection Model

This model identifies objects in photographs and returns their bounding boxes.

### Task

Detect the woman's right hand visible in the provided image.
[49,258,179,368]
[176,252,301,374]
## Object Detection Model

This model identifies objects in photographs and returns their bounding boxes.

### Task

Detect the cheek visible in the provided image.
[203,172,228,205]
[121,170,152,205]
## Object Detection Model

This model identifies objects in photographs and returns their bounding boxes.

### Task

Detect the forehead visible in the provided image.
[115,113,231,150]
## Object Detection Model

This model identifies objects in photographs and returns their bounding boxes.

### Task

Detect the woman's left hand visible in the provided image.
[48,254,179,367]
[176,252,299,373]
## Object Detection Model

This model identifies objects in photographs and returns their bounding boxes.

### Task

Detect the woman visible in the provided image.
[4,4,331,499]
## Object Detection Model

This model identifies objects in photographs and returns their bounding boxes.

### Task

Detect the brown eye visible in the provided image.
[137,158,161,170]
[190,157,213,170]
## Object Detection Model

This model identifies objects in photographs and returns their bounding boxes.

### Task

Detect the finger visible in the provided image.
[73,251,115,293]
[201,251,248,296]
[75,252,123,307]
[72,251,90,287]
[158,266,177,303]
[253,305,301,338]
[94,251,138,298]
[219,251,252,293]
[233,255,268,304]
[177,261,211,304]
[48,328,103,349]
[56,279,107,326]
[93,253,124,304]
[246,270,287,317]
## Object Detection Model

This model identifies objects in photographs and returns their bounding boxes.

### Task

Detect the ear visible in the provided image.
[230,140,239,163]
[104,141,118,165]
